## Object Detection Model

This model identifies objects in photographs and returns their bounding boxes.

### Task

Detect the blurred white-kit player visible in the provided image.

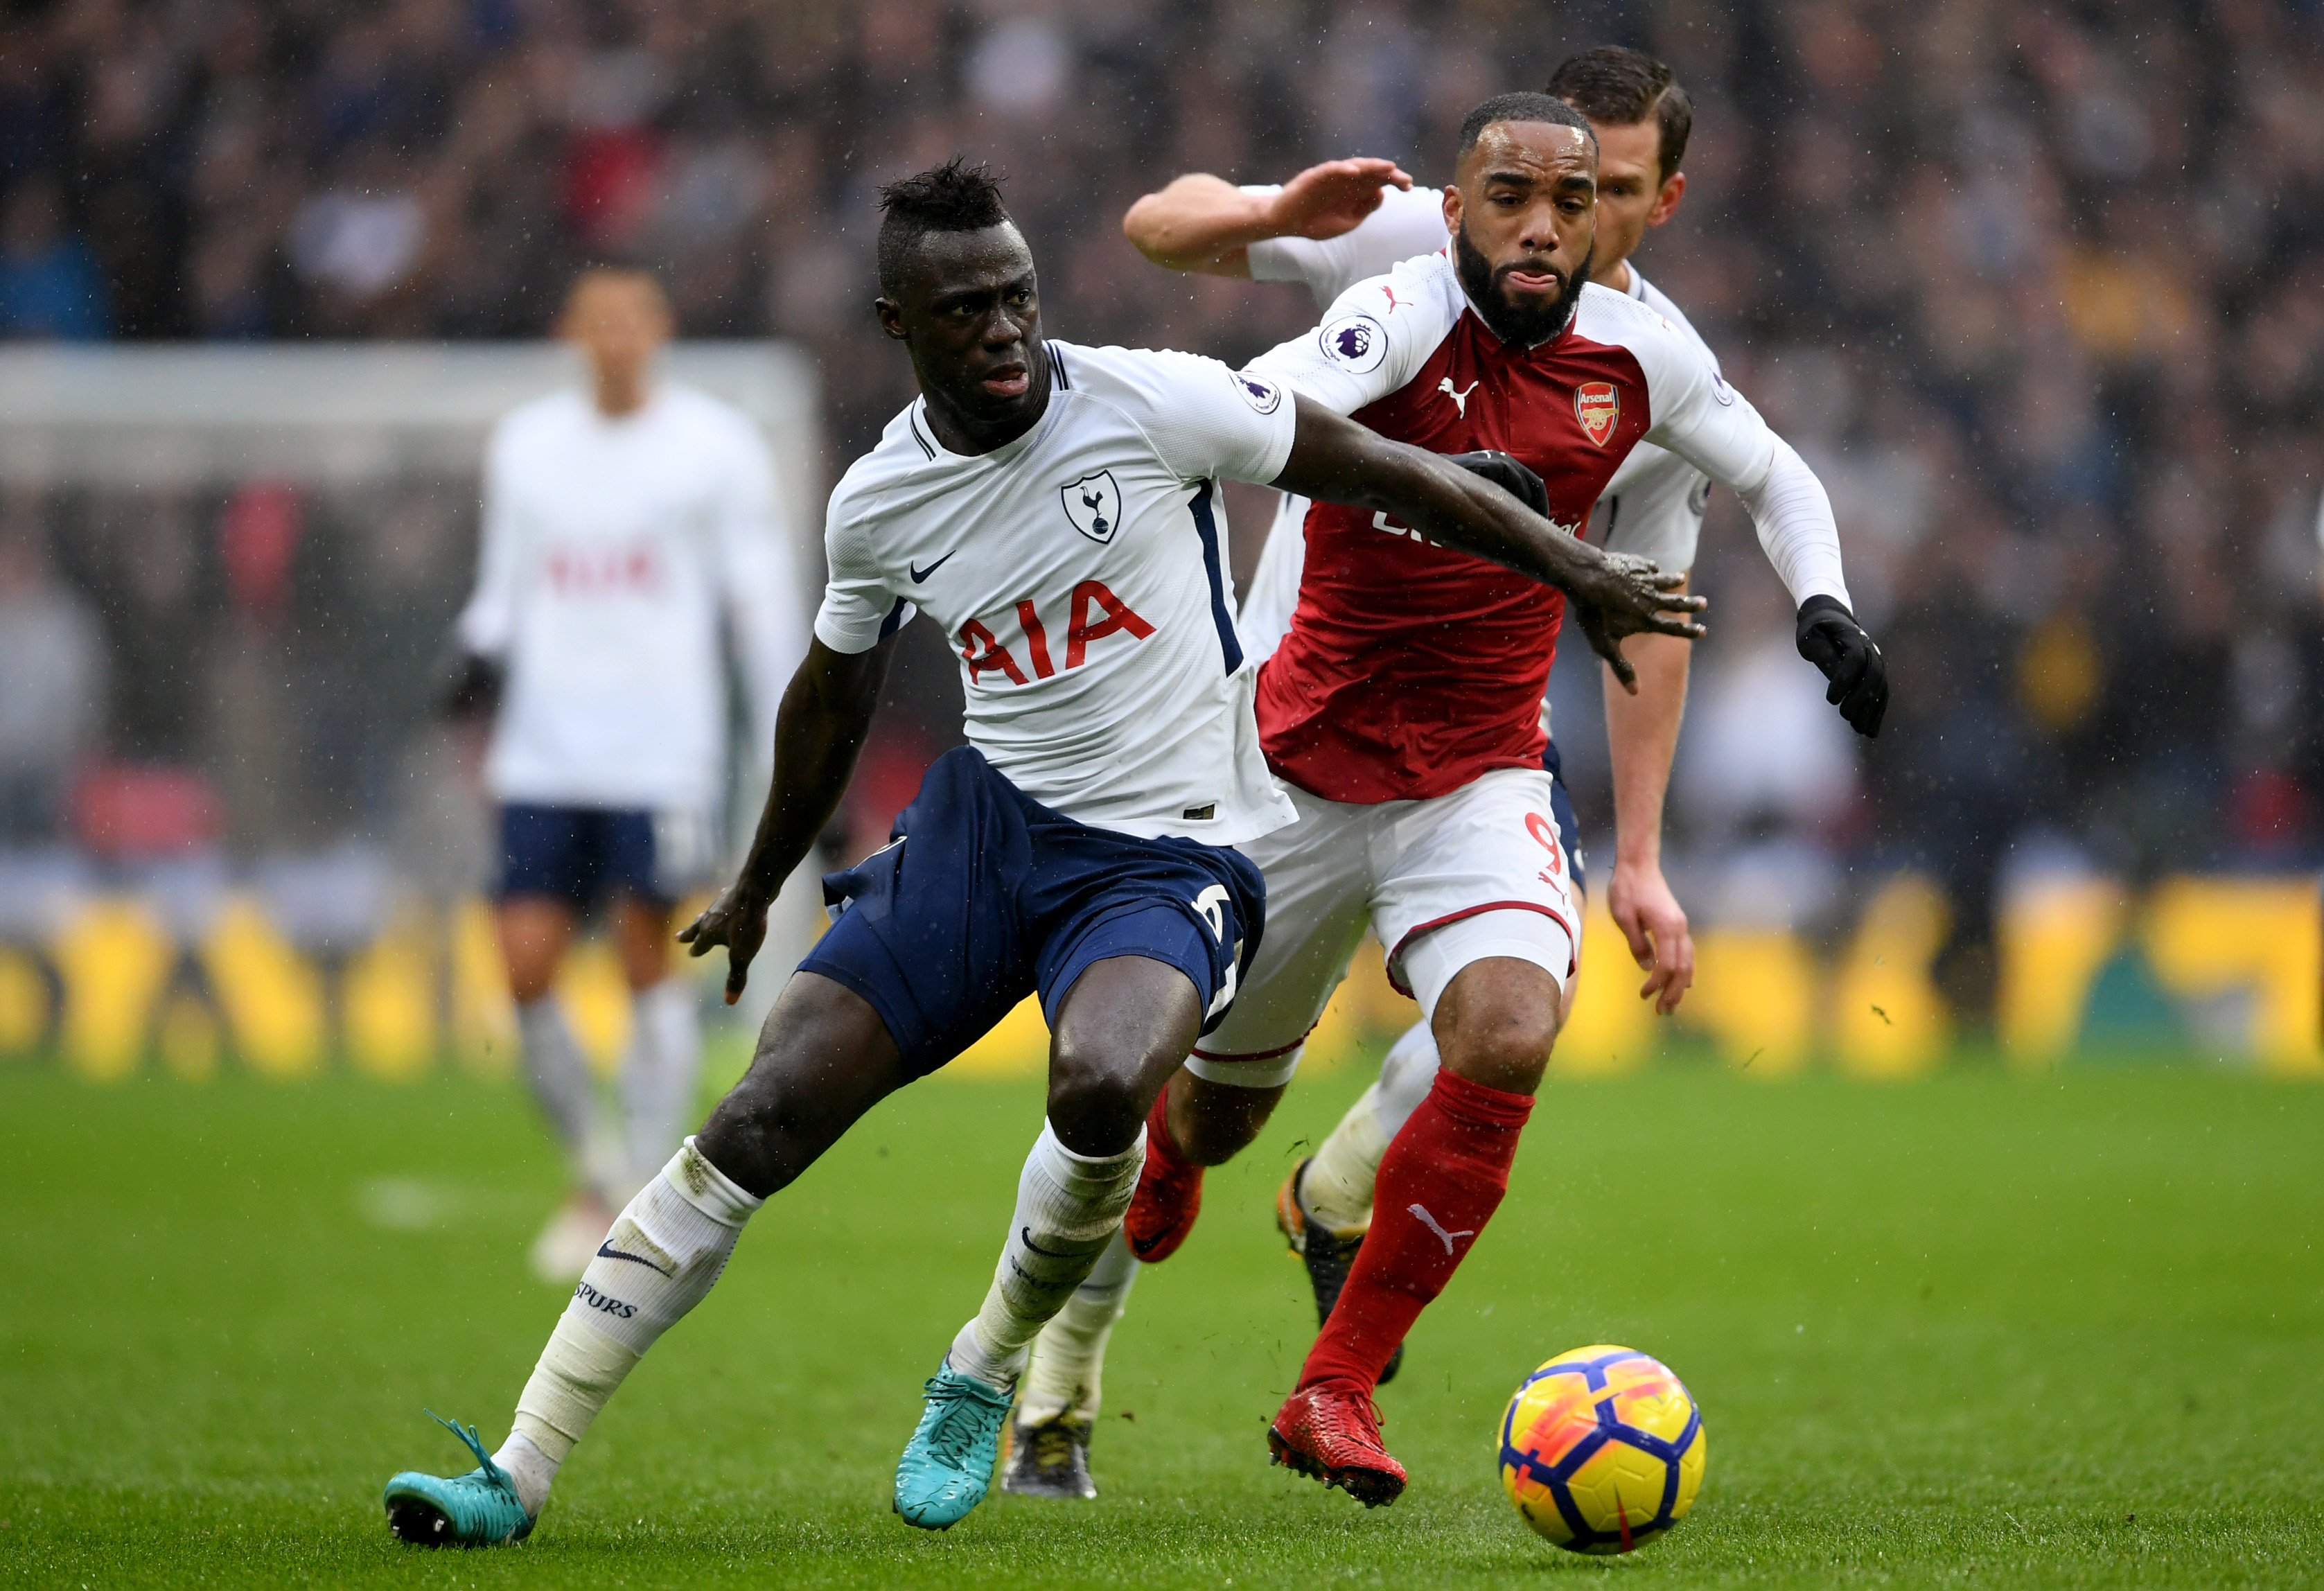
[445,268,804,1280]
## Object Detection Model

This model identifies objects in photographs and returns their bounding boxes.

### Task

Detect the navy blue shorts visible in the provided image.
[800,746,1267,1079]
[495,804,669,912]
[1540,739,1587,901]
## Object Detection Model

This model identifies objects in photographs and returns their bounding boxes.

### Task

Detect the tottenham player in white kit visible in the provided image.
[379,160,1700,1547]
[1008,52,1889,1500]
[446,268,804,1281]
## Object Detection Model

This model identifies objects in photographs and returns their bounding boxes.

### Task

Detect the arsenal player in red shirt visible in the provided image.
[1111,92,1874,1504]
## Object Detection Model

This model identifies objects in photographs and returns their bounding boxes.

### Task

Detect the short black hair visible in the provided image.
[876,159,1014,297]
[1547,47,1692,185]
[1456,91,1597,164]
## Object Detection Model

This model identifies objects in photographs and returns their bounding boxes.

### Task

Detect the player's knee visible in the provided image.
[497,898,572,1003]
[499,926,561,1001]
[1432,962,1563,1096]
[698,1090,843,1201]
[1044,1044,1149,1157]
[695,976,905,1197]
[617,935,670,990]
[697,1076,783,1160]
[502,943,561,1004]
[613,898,674,989]
[696,1047,852,1195]
[1436,1014,1556,1094]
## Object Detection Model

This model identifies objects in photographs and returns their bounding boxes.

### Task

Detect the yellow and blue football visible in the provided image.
[1498,1344,1707,1553]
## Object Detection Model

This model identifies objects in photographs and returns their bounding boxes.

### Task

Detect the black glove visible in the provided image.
[1446,450,1549,518]
[1795,595,1887,737]
[439,651,505,721]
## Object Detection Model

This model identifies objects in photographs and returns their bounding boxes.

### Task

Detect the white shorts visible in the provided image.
[1188,766,1582,1084]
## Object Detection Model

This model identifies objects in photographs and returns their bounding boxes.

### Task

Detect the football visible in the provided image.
[1498,1344,1707,1553]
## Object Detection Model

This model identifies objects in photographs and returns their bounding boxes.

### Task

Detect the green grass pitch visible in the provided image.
[1,1057,2318,1588]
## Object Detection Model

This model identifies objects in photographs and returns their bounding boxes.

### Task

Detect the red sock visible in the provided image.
[1123,1085,1204,1257]
[1295,1069,1533,1392]
[1143,1086,1191,1171]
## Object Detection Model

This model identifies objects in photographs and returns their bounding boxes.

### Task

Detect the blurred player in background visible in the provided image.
[444,267,803,1281]
[1005,49,1890,1502]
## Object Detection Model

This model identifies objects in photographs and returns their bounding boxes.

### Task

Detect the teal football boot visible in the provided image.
[893,1362,1014,1529]
[382,1412,535,1547]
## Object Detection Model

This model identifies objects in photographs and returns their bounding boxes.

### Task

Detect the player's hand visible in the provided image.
[1606,859,1694,1015]
[1795,595,1887,737]
[1570,552,1707,693]
[677,881,771,1005]
[1445,450,1548,518]
[1265,159,1414,240]
[437,651,504,721]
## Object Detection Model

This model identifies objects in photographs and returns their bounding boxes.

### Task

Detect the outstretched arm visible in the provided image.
[1729,442,1887,736]
[1635,339,1887,736]
[678,635,896,1003]
[1123,160,1413,276]
[1271,396,1706,689]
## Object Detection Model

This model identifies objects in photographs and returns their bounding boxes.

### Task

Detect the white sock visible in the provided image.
[1016,1229,1140,1425]
[516,996,606,1188]
[1374,1018,1441,1138]
[1301,1084,1388,1236]
[621,978,703,1187]
[502,1137,762,1510]
[1300,1021,1442,1235]
[489,1430,558,1518]
[947,1122,1144,1390]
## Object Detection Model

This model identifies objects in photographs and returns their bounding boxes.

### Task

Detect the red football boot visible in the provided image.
[1267,1382,1407,1508]
[1122,1089,1202,1262]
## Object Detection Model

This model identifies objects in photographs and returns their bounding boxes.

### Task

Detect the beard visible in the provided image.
[1454,222,1592,349]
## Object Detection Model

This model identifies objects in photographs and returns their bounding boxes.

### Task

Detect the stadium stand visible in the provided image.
[1,0,2319,1054]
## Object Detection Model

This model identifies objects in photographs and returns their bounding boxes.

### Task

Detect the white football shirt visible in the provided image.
[1238,182,1723,658]
[816,341,1301,845]
[457,382,804,812]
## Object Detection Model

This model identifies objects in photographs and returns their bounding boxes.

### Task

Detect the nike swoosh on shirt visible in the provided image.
[909,552,956,582]
[596,1240,675,1276]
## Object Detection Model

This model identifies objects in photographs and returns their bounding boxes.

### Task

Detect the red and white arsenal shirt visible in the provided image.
[1244,249,1788,805]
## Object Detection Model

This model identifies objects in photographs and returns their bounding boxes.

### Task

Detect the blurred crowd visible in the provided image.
[4,0,2324,1023]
